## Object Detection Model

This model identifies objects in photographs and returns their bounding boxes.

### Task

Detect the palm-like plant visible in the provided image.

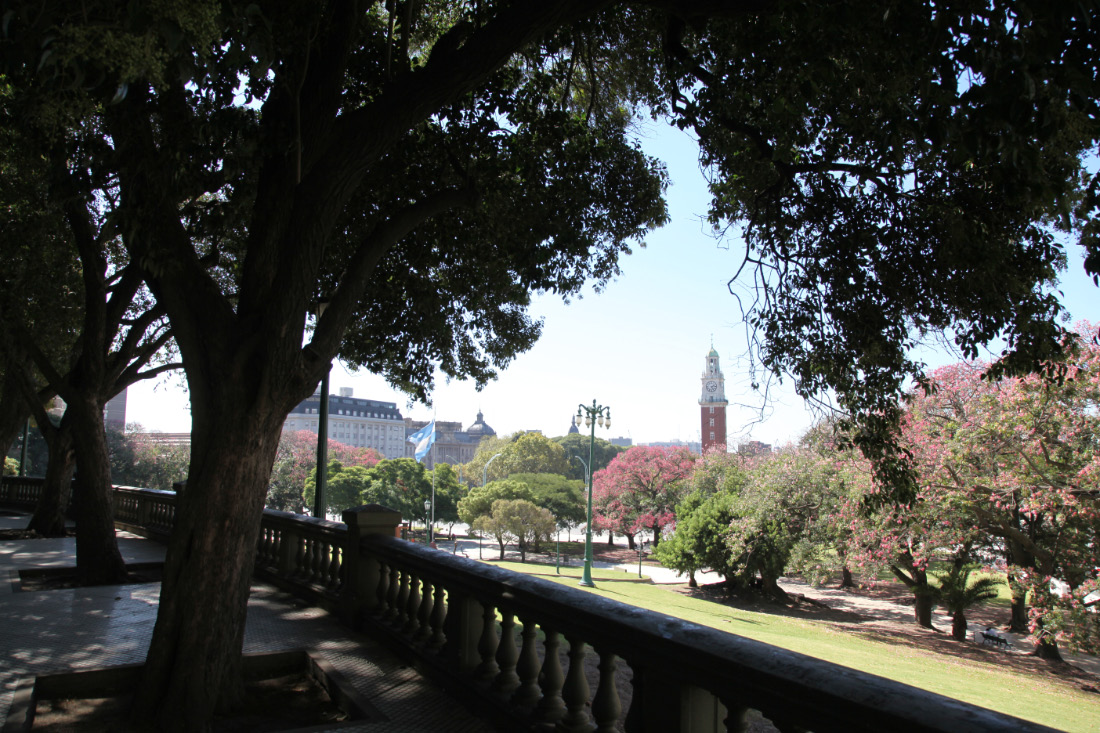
[934,562,1003,641]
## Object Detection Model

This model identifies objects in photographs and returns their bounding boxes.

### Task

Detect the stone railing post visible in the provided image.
[277,523,302,578]
[341,503,402,629]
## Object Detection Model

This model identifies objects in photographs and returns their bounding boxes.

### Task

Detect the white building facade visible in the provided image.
[283,387,406,459]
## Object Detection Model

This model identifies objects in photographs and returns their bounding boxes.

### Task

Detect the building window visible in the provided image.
[709,407,714,414]
[709,432,715,441]
[709,418,714,427]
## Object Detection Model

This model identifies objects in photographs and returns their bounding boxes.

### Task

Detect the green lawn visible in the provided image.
[485,561,1098,733]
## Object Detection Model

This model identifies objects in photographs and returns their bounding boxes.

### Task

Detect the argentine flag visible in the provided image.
[407,420,436,463]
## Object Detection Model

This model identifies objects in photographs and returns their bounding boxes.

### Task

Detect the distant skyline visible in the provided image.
[126,120,1099,449]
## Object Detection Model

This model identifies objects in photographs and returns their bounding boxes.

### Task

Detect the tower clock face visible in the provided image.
[706,380,718,393]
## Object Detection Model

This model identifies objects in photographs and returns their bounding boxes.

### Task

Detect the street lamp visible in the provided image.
[445,454,464,485]
[576,400,610,588]
[424,498,432,544]
[482,452,503,486]
[312,298,331,520]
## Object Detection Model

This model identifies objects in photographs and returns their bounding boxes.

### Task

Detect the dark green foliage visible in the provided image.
[509,472,586,528]
[359,458,433,524]
[304,461,372,518]
[457,479,535,527]
[662,1,1100,497]
[654,489,742,585]
[554,433,626,481]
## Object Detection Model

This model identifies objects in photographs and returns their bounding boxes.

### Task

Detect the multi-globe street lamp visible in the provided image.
[576,400,610,588]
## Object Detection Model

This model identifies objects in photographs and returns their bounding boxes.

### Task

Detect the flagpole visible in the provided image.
[430,412,436,545]
[408,418,438,544]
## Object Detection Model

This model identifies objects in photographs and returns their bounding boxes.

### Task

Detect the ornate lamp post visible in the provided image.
[576,400,610,588]
[424,498,432,544]
[312,298,331,520]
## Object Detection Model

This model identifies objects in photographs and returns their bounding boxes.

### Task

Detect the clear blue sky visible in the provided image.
[127,121,1099,448]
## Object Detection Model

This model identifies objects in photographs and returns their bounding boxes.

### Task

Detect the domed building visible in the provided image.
[404,410,497,469]
[466,410,496,440]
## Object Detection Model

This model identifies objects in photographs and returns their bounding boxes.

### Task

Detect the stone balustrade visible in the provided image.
[0,477,1059,732]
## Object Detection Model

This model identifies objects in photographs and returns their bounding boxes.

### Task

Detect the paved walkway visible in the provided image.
[0,511,490,732]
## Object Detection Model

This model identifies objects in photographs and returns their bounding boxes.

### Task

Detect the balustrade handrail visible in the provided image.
[359,532,1058,733]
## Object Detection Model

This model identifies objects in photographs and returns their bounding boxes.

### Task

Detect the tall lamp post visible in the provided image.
[312,298,331,520]
[478,452,503,560]
[482,451,503,486]
[576,400,610,588]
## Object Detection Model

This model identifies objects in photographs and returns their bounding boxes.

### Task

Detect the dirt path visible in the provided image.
[661,574,1100,693]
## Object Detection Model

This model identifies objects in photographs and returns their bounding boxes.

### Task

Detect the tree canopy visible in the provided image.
[592,445,696,547]
[4,0,1098,726]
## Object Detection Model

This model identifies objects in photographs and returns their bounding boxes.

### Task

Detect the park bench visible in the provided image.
[980,630,1010,649]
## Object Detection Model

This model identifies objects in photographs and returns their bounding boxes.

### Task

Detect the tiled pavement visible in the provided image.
[0,512,492,732]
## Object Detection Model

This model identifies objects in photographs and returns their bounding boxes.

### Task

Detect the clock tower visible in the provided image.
[699,345,728,453]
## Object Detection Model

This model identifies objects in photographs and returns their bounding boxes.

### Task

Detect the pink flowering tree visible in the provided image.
[895,327,1100,655]
[266,430,381,513]
[592,445,696,549]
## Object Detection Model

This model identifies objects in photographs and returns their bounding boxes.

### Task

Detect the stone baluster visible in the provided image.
[302,538,316,582]
[327,543,342,591]
[315,539,329,584]
[384,563,401,621]
[374,559,391,617]
[678,685,735,733]
[271,528,281,566]
[428,582,447,648]
[534,627,566,725]
[592,650,622,733]
[403,570,422,635]
[392,568,411,627]
[257,527,270,565]
[415,577,435,643]
[559,634,591,732]
[277,525,301,579]
[473,601,500,681]
[511,615,541,708]
[440,590,482,672]
[492,607,520,695]
[137,492,151,527]
[293,532,307,577]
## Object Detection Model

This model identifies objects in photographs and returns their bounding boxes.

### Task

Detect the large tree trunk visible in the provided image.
[625,532,636,550]
[133,407,284,732]
[891,557,935,629]
[26,421,74,536]
[914,592,934,628]
[761,573,791,603]
[1033,621,1064,662]
[69,396,127,585]
[839,566,855,589]
[951,611,968,641]
[1007,572,1030,633]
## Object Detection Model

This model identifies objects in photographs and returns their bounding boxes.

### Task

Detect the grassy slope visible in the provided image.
[487,561,1098,733]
